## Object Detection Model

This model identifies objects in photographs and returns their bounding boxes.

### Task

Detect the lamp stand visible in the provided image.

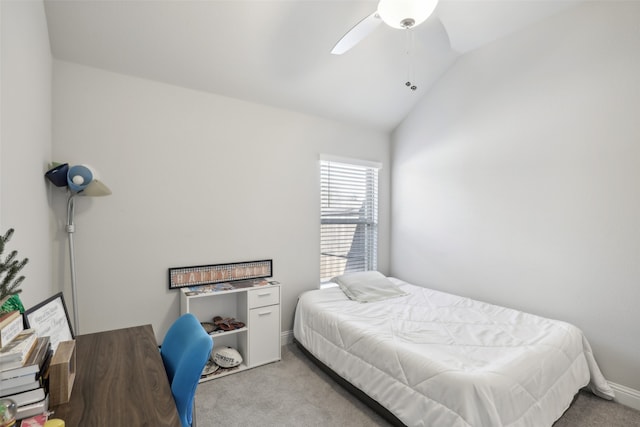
[45,162,112,336]
[66,193,80,334]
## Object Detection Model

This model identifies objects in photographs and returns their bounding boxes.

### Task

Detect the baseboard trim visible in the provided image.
[610,382,640,411]
[281,330,294,346]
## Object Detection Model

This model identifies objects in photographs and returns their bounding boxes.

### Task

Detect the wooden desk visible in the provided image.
[50,325,181,427]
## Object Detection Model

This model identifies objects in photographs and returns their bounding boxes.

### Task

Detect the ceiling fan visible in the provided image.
[331,0,440,55]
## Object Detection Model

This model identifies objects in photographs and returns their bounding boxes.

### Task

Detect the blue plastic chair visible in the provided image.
[161,313,214,427]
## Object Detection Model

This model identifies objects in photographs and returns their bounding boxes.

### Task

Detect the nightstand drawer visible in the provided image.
[248,286,279,308]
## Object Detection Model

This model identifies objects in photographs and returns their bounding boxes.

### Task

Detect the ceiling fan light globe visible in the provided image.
[377,0,439,29]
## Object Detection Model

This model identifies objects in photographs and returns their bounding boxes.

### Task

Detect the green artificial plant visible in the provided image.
[0,228,29,310]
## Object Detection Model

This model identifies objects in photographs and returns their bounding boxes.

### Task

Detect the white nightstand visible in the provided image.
[180,282,281,381]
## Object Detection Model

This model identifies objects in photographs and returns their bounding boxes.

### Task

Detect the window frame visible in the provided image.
[319,155,381,283]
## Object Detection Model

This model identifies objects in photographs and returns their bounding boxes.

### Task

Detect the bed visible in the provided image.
[293,272,614,427]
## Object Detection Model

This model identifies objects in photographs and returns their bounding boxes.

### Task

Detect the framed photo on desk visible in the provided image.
[25,292,74,352]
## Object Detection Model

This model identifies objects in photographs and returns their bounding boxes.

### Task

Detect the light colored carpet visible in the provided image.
[195,343,640,427]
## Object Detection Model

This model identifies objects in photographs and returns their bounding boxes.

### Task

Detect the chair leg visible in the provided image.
[192,398,197,427]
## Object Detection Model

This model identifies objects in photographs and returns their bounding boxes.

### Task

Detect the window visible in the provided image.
[320,157,379,282]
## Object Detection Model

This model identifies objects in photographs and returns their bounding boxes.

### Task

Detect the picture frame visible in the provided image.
[168,259,273,290]
[24,292,74,352]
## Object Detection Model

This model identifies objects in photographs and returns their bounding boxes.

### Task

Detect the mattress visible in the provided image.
[293,278,614,427]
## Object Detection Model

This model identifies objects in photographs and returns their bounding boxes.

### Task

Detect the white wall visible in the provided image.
[391,2,640,392]
[52,60,390,340]
[0,0,54,307]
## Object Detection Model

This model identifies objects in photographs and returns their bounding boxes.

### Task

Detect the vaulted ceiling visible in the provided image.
[44,0,579,132]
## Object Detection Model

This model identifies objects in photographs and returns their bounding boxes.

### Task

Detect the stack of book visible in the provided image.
[0,311,51,421]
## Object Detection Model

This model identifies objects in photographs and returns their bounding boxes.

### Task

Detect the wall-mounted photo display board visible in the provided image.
[25,292,75,352]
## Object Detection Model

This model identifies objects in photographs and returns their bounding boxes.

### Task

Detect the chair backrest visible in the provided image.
[161,313,213,427]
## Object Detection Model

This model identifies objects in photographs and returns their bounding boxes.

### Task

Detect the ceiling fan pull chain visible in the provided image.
[405,28,417,91]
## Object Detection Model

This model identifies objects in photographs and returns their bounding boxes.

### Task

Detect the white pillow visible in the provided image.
[332,271,407,303]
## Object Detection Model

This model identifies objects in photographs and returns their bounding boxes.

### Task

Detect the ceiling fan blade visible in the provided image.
[331,11,382,55]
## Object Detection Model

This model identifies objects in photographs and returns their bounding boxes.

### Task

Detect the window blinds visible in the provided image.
[320,159,379,282]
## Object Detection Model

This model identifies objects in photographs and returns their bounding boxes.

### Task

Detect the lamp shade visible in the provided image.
[67,165,94,192]
[377,0,439,29]
[83,179,112,197]
[45,163,70,187]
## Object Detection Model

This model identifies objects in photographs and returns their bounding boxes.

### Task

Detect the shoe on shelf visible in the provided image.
[211,316,245,331]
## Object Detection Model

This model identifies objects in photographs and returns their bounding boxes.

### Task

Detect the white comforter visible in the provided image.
[293,278,613,427]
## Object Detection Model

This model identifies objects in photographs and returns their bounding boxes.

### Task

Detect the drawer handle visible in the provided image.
[258,311,272,316]
[257,292,272,297]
